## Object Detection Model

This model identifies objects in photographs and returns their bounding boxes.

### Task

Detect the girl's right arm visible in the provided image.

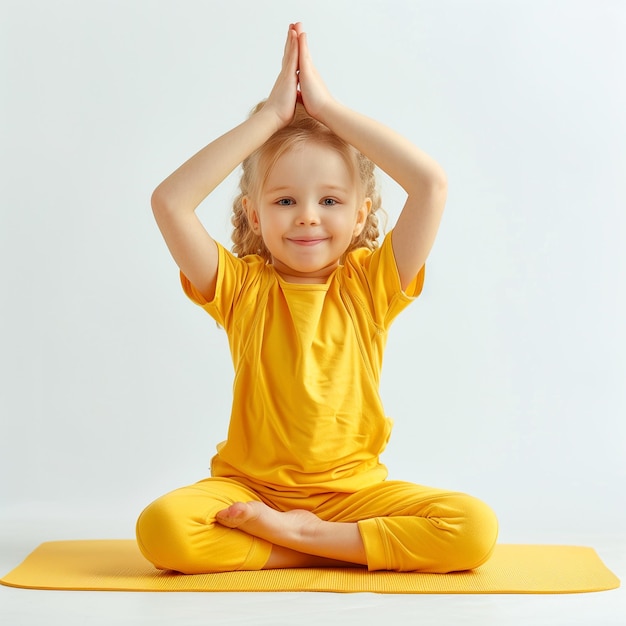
[295,24,446,292]
[151,25,299,301]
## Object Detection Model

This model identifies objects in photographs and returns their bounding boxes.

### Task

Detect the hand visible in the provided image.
[264,24,300,128]
[293,23,335,121]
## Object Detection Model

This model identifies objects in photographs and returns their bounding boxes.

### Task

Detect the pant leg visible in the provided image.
[317,480,498,573]
[135,477,272,574]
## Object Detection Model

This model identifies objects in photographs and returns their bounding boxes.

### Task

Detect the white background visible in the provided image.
[1,1,624,624]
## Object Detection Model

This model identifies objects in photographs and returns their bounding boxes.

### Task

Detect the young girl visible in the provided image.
[136,23,498,574]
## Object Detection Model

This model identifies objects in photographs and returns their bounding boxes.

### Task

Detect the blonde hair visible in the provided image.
[231,102,382,262]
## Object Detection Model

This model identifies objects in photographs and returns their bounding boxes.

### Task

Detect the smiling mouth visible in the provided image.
[288,238,327,246]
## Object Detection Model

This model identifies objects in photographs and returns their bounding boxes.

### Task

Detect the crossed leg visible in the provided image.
[136,478,366,573]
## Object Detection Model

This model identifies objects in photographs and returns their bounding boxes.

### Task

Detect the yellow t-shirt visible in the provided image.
[181,231,424,497]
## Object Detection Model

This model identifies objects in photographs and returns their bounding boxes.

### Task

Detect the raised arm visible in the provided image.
[295,24,447,291]
[151,25,300,300]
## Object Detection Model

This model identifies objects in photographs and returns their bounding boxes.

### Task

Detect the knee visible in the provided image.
[448,494,499,571]
[136,495,202,573]
[135,488,270,574]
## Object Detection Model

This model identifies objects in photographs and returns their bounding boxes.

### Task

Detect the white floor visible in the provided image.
[0,519,623,626]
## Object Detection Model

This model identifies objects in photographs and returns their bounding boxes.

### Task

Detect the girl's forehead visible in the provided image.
[278,140,341,160]
[265,141,356,184]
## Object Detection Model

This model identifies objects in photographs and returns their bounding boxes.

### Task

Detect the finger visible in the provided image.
[282,26,298,70]
[297,32,313,70]
[283,24,296,55]
[283,24,291,53]
[298,32,309,55]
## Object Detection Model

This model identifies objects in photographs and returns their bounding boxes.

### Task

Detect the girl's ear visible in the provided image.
[353,197,372,237]
[243,196,261,235]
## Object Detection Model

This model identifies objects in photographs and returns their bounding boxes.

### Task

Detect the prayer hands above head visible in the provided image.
[265,23,335,128]
[292,22,334,121]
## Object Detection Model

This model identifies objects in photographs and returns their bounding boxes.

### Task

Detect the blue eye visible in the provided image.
[277,198,294,206]
[322,198,337,206]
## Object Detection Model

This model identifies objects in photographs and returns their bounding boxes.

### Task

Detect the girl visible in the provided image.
[136,23,498,574]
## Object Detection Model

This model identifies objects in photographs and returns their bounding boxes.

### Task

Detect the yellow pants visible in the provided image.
[136,478,498,574]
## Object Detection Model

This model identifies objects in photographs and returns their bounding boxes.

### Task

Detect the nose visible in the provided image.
[296,201,321,226]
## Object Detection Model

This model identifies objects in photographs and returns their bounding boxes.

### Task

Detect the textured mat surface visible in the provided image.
[0,540,620,594]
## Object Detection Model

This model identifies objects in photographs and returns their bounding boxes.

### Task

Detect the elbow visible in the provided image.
[411,165,448,205]
[431,165,448,195]
[425,168,448,211]
[151,184,173,219]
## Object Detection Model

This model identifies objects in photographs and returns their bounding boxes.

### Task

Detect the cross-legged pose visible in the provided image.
[136,22,498,574]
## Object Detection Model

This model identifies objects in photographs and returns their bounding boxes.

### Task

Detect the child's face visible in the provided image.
[246,141,370,283]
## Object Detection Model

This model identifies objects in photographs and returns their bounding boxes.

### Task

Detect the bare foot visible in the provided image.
[215,501,367,565]
[215,501,321,543]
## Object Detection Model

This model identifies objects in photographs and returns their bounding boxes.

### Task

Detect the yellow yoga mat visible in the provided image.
[0,540,620,594]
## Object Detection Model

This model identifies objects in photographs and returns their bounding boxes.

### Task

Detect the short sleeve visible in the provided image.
[341,230,425,328]
[180,243,266,330]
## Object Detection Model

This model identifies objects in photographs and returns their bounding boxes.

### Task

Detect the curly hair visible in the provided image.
[231,102,383,262]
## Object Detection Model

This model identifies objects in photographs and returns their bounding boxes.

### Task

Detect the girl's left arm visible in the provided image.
[296,26,447,291]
